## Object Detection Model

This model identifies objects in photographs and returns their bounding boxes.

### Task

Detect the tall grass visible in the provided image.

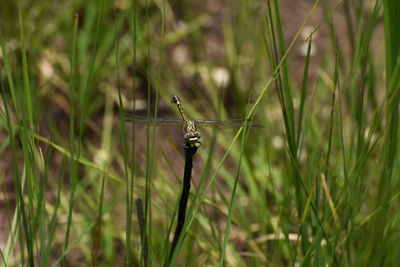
[0,0,399,265]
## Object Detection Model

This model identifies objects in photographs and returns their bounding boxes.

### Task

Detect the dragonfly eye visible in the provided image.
[184,131,201,142]
[171,95,180,104]
[184,132,191,141]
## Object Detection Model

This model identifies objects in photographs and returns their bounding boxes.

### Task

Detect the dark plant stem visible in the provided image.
[168,143,198,263]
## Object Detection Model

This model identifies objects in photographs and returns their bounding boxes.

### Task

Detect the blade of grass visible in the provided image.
[115,11,133,265]
[0,31,18,111]
[1,73,33,266]
[126,0,138,263]
[219,99,252,266]
[266,0,309,256]
[38,142,53,264]
[142,0,166,263]
[64,12,79,263]
[297,37,312,144]
[91,169,106,267]
[31,133,122,183]
[365,1,400,262]
[18,0,33,127]
[43,160,66,266]
[143,0,152,263]
[64,1,105,261]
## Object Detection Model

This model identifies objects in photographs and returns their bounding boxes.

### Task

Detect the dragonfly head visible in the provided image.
[184,120,201,147]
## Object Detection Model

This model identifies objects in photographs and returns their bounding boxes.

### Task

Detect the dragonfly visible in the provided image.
[124,95,260,147]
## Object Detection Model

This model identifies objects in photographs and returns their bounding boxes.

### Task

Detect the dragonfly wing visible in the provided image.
[194,119,263,128]
[122,114,184,127]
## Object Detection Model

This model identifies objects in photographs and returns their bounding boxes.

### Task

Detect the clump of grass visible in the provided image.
[1,0,399,266]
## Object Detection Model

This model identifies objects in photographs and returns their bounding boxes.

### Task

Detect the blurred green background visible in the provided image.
[1,0,399,266]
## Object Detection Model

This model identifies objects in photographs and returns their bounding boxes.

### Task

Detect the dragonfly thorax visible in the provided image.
[184,120,201,147]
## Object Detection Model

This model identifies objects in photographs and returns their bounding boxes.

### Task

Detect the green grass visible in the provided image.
[0,0,399,266]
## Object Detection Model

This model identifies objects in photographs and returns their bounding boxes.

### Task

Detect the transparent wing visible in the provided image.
[122,114,184,127]
[194,118,263,128]
[122,114,263,128]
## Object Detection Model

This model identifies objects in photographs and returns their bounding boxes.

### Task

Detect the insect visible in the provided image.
[124,95,259,147]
